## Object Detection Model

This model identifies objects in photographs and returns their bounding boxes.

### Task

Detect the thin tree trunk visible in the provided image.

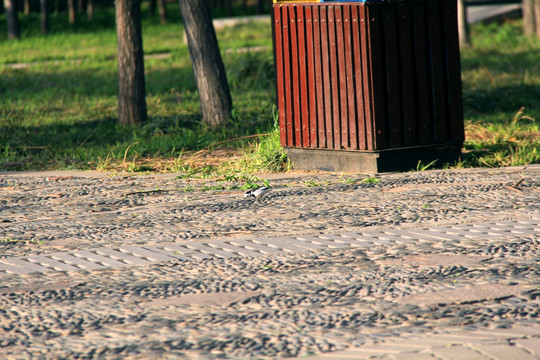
[87,0,93,20]
[116,0,148,125]
[78,0,83,13]
[149,0,156,16]
[24,0,30,15]
[4,0,20,39]
[41,0,49,34]
[178,0,233,127]
[68,0,75,24]
[534,0,540,38]
[158,0,167,23]
[457,0,470,46]
[523,0,535,36]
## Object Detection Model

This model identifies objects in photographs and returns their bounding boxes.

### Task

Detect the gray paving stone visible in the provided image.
[71,250,128,267]
[158,243,212,260]
[430,345,487,360]
[254,236,321,253]
[141,246,193,261]
[0,261,36,274]
[183,242,236,259]
[0,257,53,273]
[207,240,266,257]
[295,235,353,249]
[117,245,179,262]
[228,238,282,255]
[94,248,154,265]
[27,255,81,272]
[49,252,107,270]
[470,343,538,360]
[515,338,540,356]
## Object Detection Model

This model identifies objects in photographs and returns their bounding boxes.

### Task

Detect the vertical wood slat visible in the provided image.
[281,7,294,147]
[296,6,310,148]
[273,6,287,147]
[289,5,302,147]
[305,6,319,148]
[320,8,333,148]
[442,0,465,143]
[343,6,357,150]
[327,7,341,150]
[312,7,326,148]
[366,5,386,149]
[412,1,431,145]
[427,0,448,144]
[352,6,367,150]
[397,1,418,147]
[335,7,349,150]
[382,3,402,148]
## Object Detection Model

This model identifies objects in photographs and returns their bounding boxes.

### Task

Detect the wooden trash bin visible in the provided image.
[272,0,465,172]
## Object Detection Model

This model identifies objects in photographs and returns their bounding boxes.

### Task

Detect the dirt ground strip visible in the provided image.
[0,166,539,359]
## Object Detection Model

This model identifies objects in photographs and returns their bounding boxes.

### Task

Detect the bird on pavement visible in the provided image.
[244,186,271,200]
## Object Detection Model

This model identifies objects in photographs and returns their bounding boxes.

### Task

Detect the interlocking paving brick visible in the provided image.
[158,243,212,260]
[0,219,538,277]
[71,250,127,267]
[515,338,540,355]
[118,245,179,262]
[49,252,107,270]
[0,257,53,273]
[0,261,36,274]
[184,242,236,259]
[470,344,538,360]
[208,240,266,257]
[94,248,153,265]
[27,255,81,272]
[228,238,282,255]
[430,345,490,360]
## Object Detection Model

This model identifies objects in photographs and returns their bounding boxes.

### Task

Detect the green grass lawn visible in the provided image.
[0,3,538,173]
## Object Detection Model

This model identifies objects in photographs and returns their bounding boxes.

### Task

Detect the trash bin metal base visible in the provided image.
[273,0,465,171]
[285,143,462,173]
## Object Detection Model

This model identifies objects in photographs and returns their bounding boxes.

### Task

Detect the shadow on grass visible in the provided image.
[463,84,540,120]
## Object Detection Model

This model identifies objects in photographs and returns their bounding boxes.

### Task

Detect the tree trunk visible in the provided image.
[178,0,233,127]
[41,0,49,34]
[116,0,148,125]
[24,0,30,15]
[523,0,535,36]
[4,0,20,39]
[158,0,167,23]
[77,0,83,13]
[68,0,75,24]
[87,0,93,20]
[535,0,540,38]
[149,0,156,16]
[457,0,470,47]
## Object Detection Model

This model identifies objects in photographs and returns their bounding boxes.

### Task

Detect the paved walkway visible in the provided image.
[0,166,539,359]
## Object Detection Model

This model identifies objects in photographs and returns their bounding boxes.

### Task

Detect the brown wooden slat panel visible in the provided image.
[427,0,448,144]
[289,5,302,147]
[335,6,350,150]
[366,4,387,149]
[273,6,287,147]
[342,6,358,150]
[328,6,341,150]
[397,1,418,147]
[412,0,432,145]
[296,6,311,147]
[382,3,402,148]
[353,5,368,150]
[282,6,294,147]
[312,7,327,148]
[305,6,319,148]
[442,0,465,143]
[320,7,333,148]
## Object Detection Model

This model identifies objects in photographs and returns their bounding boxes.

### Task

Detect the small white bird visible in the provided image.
[244,186,271,200]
